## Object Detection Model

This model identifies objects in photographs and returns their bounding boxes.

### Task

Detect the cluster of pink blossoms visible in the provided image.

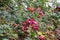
[21,18,39,31]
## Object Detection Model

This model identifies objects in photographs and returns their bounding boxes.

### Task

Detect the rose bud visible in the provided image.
[21,26,25,31]
[37,15,40,18]
[27,7,35,12]
[20,22,28,27]
[38,35,44,40]
[56,6,60,11]
[40,13,44,17]
[13,23,18,27]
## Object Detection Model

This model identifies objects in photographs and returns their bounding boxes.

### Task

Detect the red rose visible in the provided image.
[32,21,38,25]
[26,18,32,24]
[32,25,38,30]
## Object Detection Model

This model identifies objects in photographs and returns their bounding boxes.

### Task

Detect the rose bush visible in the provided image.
[0,0,60,40]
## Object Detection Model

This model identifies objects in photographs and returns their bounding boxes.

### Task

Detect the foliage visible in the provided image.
[0,0,60,40]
